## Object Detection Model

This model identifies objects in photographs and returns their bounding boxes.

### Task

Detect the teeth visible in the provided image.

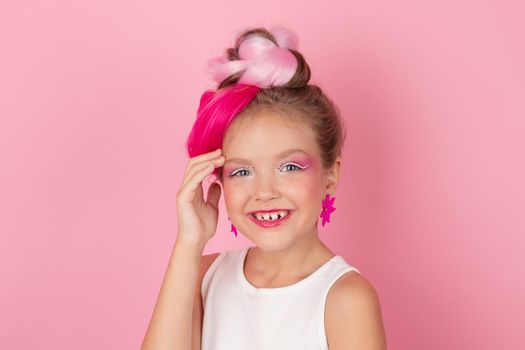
[253,210,289,221]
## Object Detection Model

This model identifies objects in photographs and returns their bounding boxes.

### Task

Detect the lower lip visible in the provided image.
[248,211,293,228]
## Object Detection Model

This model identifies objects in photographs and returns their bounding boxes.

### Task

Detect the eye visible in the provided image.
[281,163,303,172]
[228,163,305,177]
[284,163,301,171]
[229,168,250,177]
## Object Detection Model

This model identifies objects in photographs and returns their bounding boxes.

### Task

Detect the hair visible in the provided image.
[186,26,347,182]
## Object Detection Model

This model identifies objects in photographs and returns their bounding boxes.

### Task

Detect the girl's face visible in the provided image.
[221,110,339,249]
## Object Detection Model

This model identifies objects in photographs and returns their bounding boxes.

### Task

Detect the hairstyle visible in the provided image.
[186,26,347,181]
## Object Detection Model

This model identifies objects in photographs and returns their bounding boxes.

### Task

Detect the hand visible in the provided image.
[175,148,225,246]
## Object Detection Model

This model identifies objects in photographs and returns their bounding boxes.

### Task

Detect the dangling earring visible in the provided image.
[228,217,238,237]
[320,193,336,227]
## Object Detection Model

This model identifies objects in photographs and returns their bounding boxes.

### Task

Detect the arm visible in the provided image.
[141,148,224,349]
[141,239,205,350]
[325,272,388,349]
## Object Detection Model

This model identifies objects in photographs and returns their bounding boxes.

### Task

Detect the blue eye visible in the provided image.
[229,163,303,177]
[282,163,301,172]
[230,169,250,177]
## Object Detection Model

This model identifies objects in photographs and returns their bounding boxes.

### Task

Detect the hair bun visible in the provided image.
[206,26,309,89]
[266,26,299,50]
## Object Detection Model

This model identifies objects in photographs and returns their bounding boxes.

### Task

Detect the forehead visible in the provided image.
[222,111,318,158]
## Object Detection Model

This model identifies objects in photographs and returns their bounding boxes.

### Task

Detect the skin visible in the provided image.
[215,109,387,349]
[219,109,339,285]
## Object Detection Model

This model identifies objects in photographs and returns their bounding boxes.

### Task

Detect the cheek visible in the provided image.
[295,175,322,202]
[289,164,323,202]
[223,182,245,211]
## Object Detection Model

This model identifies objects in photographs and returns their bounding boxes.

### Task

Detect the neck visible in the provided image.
[246,229,333,279]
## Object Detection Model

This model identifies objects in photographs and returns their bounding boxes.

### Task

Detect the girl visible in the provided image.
[142,26,387,350]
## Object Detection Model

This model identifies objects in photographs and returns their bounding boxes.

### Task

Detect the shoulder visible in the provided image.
[195,252,223,300]
[192,252,223,349]
[199,252,222,278]
[325,270,387,350]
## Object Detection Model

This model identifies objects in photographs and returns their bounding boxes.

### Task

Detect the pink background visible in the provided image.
[1,1,524,349]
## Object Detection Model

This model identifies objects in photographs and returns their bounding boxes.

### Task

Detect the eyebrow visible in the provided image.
[224,148,309,165]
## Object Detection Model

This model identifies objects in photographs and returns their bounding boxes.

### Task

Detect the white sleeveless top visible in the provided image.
[201,246,361,350]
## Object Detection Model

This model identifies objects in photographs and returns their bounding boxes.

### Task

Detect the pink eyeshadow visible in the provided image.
[223,155,317,173]
[290,156,314,169]
[222,166,236,174]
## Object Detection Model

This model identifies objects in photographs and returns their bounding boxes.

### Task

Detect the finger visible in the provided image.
[184,149,222,178]
[178,162,220,204]
[181,156,224,190]
[182,156,224,188]
[179,160,213,197]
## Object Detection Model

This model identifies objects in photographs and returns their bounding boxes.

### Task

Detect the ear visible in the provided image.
[324,155,342,195]
[217,167,224,186]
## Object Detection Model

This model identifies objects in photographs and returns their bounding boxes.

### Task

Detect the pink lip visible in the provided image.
[248,210,293,228]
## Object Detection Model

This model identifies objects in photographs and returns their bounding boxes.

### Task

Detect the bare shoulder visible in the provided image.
[199,252,222,279]
[195,251,222,309]
[325,270,388,350]
[191,252,223,350]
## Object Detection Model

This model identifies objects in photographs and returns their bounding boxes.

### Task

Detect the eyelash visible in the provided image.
[229,163,306,177]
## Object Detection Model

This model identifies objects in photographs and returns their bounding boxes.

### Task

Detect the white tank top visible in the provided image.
[201,246,361,350]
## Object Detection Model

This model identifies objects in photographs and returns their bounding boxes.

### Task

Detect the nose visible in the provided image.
[253,172,279,201]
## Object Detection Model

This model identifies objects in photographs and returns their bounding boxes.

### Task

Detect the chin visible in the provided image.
[248,232,299,252]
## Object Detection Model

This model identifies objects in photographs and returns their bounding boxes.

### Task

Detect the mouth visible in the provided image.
[247,209,294,228]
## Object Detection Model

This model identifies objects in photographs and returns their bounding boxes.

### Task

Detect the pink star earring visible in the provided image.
[228,217,238,237]
[320,194,336,227]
